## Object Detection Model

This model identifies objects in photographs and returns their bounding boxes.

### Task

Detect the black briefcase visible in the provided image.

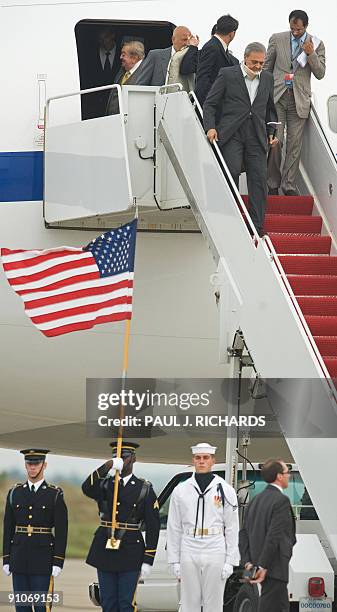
[89,582,100,607]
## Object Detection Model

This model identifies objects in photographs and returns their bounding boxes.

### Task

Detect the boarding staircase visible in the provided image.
[44,84,337,561]
[243,193,337,378]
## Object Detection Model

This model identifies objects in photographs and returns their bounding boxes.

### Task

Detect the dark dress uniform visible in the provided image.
[2,450,68,612]
[82,462,160,612]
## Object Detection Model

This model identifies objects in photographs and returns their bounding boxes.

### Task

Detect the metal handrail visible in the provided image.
[264,234,337,401]
[45,83,123,127]
[188,90,260,244]
[311,103,337,165]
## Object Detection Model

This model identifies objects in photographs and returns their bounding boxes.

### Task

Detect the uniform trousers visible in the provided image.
[259,577,289,612]
[180,551,225,612]
[97,569,139,612]
[12,573,51,612]
[267,89,307,193]
[220,117,267,234]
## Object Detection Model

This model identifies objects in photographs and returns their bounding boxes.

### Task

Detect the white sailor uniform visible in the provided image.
[167,473,239,612]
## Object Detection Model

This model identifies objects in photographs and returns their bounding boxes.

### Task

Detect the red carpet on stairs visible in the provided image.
[242,194,337,378]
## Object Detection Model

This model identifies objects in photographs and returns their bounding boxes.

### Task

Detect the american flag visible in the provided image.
[1,220,137,338]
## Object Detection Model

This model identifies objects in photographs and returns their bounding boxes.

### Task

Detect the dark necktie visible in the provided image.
[119,478,124,489]
[104,51,111,75]
[31,484,36,494]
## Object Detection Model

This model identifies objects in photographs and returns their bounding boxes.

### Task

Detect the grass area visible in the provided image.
[0,475,98,559]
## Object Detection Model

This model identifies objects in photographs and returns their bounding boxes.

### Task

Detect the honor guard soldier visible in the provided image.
[2,449,68,612]
[82,441,160,612]
[167,443,240,612]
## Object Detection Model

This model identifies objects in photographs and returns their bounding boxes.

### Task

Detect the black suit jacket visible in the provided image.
[239,485,296,582]
[203,64,278,152]
[3,481,68,574]
[82,464,160,572]
[186,36,239,106]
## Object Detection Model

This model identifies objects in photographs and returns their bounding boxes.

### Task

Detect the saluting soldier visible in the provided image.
[82,441,160,612]
[2,449,68,612]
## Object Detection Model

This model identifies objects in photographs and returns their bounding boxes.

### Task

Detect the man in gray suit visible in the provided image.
[106,41,145,115]
[204,42,278,237]
[239,459,296,612]
[136,26,199,90]
[264,9,326,195]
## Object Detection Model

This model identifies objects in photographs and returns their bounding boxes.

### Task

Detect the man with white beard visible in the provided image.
[166,443,239,611]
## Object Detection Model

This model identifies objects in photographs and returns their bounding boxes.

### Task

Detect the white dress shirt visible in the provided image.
[240,62,261,104]
[100,46,116,70]
[28,478,44,492]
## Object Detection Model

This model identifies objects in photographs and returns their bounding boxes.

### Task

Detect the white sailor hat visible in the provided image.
[191,443,217,455]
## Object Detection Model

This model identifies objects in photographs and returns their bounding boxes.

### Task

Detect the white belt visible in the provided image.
[185,527,223,536]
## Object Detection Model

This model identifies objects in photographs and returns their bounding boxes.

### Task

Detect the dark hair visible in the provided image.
[216,14,239,36]
[211,24,217,36]
[261,458,285,483]
[289,9,309,26]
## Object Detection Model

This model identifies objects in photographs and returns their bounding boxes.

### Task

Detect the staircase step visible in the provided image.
[280,255,337,276]
[287,274,337,296]
[305,315,337,336]
[264,215,322,233]
[314,336,337,356]
[270,234,331,254]
[241,194,314,215]
[298,296,337,316]
[323,357,337,378]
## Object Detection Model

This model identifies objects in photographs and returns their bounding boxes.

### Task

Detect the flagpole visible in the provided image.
[107,211,137,549]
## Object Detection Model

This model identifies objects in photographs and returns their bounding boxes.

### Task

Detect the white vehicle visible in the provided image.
[136,464,335,611]
[1,1,337,611]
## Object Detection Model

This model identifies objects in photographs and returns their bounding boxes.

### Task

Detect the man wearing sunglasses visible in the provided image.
[82,441,160,612]
[239,458,296,612]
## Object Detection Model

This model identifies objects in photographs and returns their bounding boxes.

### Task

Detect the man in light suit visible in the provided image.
[106,41,145,115]
[239,458,296,612]
[136,26,198,90]
[264,9,326,195]
[204,42,278,237]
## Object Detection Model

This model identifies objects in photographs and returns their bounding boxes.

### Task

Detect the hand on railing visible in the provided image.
[207,129,218,144]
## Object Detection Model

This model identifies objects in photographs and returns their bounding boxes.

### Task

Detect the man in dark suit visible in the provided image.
[239,458,296,612]
[82,441,160,612]
[203,42,278,237]
[106,41,145,115]
[2,449,68,612]
[82,28,120,119]
[183,14,239,107]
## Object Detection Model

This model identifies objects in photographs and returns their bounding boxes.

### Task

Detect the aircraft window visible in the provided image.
[75,19,174,120]
[327,95,337,133]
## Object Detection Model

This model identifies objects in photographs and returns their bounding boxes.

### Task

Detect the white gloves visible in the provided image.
[112,457,124,473]
[140,563,152,580]
[52,566,62,578]
[172,563,181,579]
[3,564,11,576]
[221,563,233,580]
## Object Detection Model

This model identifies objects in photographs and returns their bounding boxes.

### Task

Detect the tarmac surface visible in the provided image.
[0,559,173,611]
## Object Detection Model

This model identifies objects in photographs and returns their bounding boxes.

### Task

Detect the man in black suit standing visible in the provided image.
[182,14,239,106]
[239,458,297,612]
[203,42,278,237]
[82,28,120,119]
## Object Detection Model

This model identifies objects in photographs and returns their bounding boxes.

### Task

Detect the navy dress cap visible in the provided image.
[20,449,50,463]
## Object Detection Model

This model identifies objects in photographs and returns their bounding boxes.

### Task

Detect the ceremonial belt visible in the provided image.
[16,526,52,535]
[100,520,142,531]
[185,526,224,536]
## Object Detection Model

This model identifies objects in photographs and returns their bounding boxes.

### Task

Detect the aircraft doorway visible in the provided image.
[75,19,174,119]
